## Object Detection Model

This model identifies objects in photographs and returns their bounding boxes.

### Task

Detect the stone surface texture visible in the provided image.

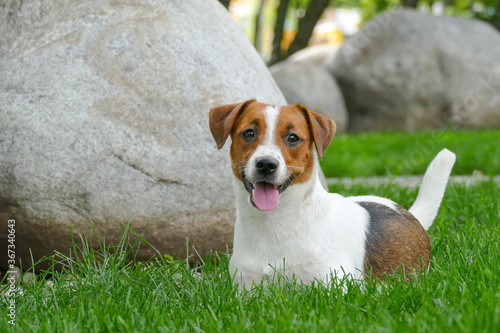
[287,44,339,65]
[328,9,500,131]
[0,0,287,270]
[270,61,348,133]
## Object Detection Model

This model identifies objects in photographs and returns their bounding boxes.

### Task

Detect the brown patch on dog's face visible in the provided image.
[360,202,431,281]
[209,101,335,187]
[274,105,316,185]
[229,104,319,186]
[228,102,269,182]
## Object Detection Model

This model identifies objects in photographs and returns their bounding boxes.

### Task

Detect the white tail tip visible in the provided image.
[409,149,456,231]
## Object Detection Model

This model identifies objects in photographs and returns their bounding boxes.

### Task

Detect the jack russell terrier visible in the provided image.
[208,100,455,288]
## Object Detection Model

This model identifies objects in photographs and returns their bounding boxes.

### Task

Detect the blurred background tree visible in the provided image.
[219,0,231,8]
[219,0,500,63]
[356,0,500,23]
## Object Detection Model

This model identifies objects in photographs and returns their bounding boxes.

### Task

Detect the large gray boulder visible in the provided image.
[0,0,286,271]
[328,9,500,131]
[270,61,348,133]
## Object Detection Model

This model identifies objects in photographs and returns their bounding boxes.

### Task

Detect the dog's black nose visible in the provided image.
[256,157,278,175]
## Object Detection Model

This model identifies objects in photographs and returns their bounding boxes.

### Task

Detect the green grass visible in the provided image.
[1,129,499,332]
[1,182,498,332]
[320,129,500,177]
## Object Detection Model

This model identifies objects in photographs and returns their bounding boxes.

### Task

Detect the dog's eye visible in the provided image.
[287,134,300,144]
[242,129,255,140]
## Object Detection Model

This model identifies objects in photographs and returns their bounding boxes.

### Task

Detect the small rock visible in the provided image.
[270,61,348,133]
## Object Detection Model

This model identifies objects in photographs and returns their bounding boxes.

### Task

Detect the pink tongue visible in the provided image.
[254,182,279,211]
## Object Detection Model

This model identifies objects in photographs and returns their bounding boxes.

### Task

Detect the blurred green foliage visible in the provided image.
[331,0,500,24]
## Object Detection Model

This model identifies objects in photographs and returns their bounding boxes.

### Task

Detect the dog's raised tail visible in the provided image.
[409,149,456,231]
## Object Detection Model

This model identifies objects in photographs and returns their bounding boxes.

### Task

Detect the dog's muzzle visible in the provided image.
[242,157,294,211]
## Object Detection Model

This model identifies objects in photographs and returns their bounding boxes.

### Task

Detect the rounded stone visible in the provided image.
[0,0,286,271]
[328,9,500,131]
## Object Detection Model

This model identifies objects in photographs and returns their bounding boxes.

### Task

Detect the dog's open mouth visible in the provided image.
[242,173,294,211]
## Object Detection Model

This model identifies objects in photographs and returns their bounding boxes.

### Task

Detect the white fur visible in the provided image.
[229,121,455,288]
[348,196,397,210]
[245,106,289,184]
[230,161,370,288]
[409,149,456,231]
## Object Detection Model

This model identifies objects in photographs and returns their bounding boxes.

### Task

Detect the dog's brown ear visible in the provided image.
[208,100,254,150]
[299,105,336,160]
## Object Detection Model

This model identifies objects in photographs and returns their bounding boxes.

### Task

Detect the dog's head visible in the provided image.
[208,100,335,211]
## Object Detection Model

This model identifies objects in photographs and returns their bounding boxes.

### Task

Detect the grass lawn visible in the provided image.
[1,130,499,332]
[320,129,500,177]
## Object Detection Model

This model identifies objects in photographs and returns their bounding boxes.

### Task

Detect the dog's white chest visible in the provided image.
[229,182,369,288]
[229,233,329,286]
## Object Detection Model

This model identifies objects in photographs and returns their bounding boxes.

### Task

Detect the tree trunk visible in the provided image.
[254,0,265,52]
[218,0,231,9]
[401,0,419,7]
[270,0,290,65]
[285,0,330,58]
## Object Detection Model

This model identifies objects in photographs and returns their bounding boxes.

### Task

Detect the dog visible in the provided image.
[208,100,456,289]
